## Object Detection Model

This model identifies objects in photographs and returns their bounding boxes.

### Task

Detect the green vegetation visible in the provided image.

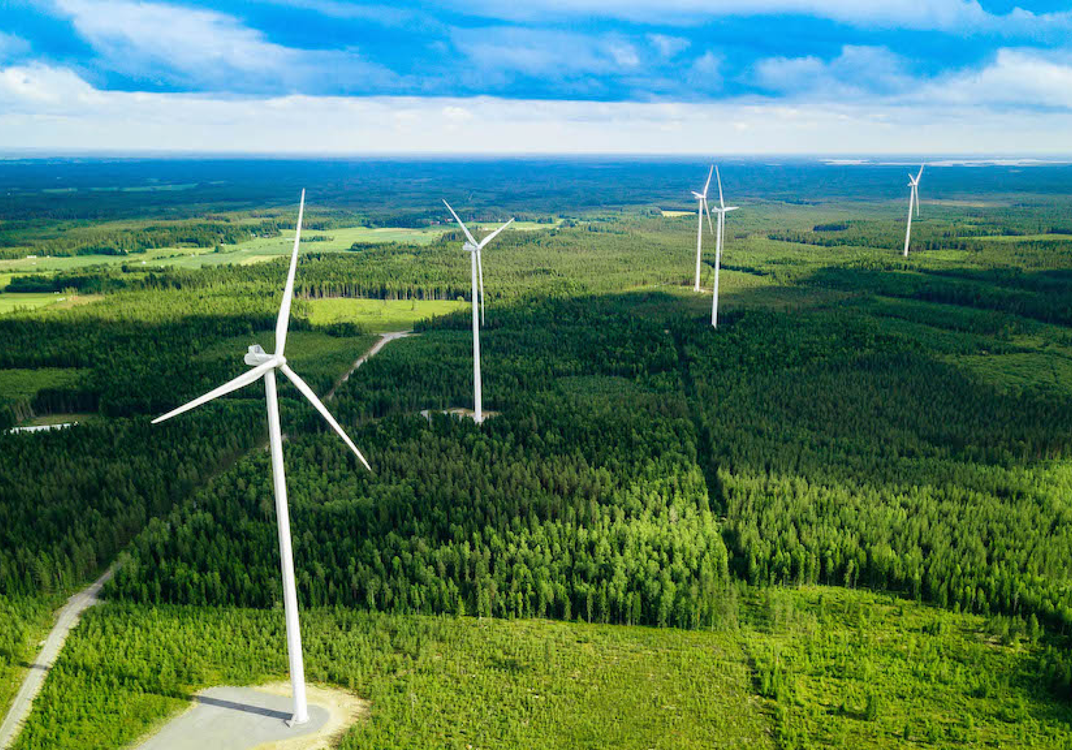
[3,159,1072,747]
[0,595,60,723]
[0,294,65,315]
[16,586,1072,749]
[305,298,467,332]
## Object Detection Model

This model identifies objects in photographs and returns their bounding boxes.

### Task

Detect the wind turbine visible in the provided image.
[152,190,371,727]
[904,164,924,257]
[443,200,513,423]
[709,167,738,329]
[691,165,716,292]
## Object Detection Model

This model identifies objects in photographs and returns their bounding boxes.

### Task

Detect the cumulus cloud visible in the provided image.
[921,48,1072,110]
[648,34,690,59]
[3,62,1072,155]
[452,27,642,79]
[52,0,399,93]
[755,46,911,97]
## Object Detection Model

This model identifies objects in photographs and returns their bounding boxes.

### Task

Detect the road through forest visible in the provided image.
[0,566,115,749]
[0,331,411,749]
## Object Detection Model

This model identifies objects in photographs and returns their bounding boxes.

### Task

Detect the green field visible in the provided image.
[305,298,467,332]
[0,368,86,401]
[0,221,561,276]
[0,293,67,315]
[14,586,1072,749]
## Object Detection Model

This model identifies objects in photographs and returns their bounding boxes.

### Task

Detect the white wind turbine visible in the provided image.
[152,190,371,727]
[710,167,738,329]
[443,200,513,423]
[903,164,925,257]
[691,165,716,292]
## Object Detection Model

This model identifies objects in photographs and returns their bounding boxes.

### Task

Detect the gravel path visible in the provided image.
[0,565,115,749]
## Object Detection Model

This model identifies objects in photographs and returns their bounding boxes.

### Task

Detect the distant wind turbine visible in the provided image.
[443,200,513,423]
[710,167,738,329]
[903,164,925,257]
[691,165,716,292]
[152,190,371,727]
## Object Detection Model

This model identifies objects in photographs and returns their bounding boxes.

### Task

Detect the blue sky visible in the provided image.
[1,0,1071,153]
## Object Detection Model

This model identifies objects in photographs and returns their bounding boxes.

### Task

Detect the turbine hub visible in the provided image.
[463,242,477,253]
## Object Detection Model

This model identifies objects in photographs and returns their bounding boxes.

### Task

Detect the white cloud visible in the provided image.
[752,45,1072,111]
[452,27,641,79]
[687,51,722,91]
[53,0,398,92]
[0,33,31,63]
[755,46,910,96]
[3,62,1072,155]
[648,34,689,59]
[444,0,1071,34]
[922,48,1072,109]
[0,63,100,106]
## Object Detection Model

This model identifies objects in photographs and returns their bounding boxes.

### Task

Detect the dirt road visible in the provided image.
[0,565,115,749]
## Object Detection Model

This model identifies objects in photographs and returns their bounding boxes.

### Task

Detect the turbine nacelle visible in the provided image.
[244,344,276,367]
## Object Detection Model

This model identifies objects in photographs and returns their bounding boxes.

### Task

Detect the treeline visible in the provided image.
[809,265,1072,326]
[0,405,262,596]
[0,220,283,260]
[109,294,733,628]
[111,397,732,629]
[680,308,1072,631]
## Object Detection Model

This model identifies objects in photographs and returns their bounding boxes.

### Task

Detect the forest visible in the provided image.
[2,157,1072,748]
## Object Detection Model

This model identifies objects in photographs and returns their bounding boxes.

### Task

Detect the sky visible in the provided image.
[1,0,1071,155]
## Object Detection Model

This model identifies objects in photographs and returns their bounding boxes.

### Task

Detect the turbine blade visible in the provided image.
[280,364,371,471]
[703,199,715,235]
[477,218,514,249]
[703,165,713,197]
[275,190,305,356]
[917,164,925,181]
[152,361,273,424]
[443,200,478,246]
[716,166,725,209]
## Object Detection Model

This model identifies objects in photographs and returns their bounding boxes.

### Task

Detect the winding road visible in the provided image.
[0,330,412,749]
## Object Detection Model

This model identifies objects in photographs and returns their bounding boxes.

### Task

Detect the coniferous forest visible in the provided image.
[2,158,1072,748]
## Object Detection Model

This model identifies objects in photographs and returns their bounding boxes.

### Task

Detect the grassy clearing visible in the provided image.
[0,222,561,276]
[19,413,96,428]
[743,587,1072,748]
[0,293,101,316]
[20,586,1072,749]
[975,234,1072,242]
[0,369,86,401]
[955,350,1072,396]
[304,298,467,333]
[0,294,63,315]
[18,604,773,750]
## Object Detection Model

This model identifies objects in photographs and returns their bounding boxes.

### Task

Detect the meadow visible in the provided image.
[1,157,1072,748]
[12,587,1072,749]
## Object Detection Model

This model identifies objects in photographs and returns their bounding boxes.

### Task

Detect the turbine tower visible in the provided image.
[443,200,513,423]
[904,164,925,257]
[710,167,738,329]
[691,165,716,292]
[152,190,371,726]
